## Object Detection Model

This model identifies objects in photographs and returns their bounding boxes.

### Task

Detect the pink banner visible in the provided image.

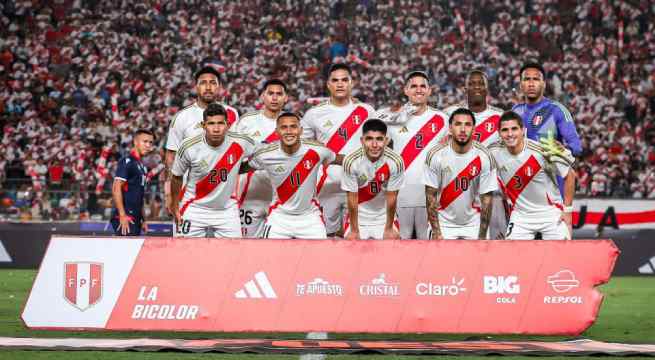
[23,237,618,334]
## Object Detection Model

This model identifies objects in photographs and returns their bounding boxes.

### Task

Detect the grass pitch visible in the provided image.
[0,270,653,359]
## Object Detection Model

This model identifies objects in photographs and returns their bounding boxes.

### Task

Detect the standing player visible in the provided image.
[165,66,240,214]
[489,111,576,240]
[234,79,288,237]
[341,119,405,240]
[444,69,506,238]
[170,103,255,238]
[386,71,449,239]
[423,109,497,239]
[301,63,376,236]
[111,129,155,236]
[513,61,581,155]
[249,112,342,239]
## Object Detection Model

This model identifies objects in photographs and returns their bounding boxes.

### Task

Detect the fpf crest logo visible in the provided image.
[64,262,103,311]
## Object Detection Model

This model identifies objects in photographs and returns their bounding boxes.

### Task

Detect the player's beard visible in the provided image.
[454,135,472,147]
[200,93,218,104]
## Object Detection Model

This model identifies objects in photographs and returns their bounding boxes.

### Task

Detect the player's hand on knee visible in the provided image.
[345,230,360,240]
[384,227,400,240]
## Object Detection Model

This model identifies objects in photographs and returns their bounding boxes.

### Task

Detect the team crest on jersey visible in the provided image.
[323,120,334,128]
[431,123,438,133]
[399,126,409,133]
[274,165,285,174]
[532,115,543,126]
[228,154,235,165]
[525,166,533,177]
[303,160,313,170]
[485,122,495,132]
[470,165,479,176]
[354,115,361,125]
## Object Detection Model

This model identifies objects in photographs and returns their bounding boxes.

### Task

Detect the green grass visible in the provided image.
[0,270,653,359]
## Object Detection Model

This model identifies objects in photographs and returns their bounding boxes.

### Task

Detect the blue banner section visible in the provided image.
[78,222,173,235]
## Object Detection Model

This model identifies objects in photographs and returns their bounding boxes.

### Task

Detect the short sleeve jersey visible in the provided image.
[489,138,574,221]
[171,132,255,215]
[114,150,148,214]
[341,147,405,224]
[423,141,498,226]
[249,140,336,215]
[388,106,449,207]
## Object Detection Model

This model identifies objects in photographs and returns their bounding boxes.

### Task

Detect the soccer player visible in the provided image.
[444,69,504,146]
[423,108,498,240]
[234,79,288,237]
[512,61,582,155]
[341,119,405,240]
[444,69,506,239]
[489,111,576,240]
[301,63,376,237]
[164,65,240,214]
[249,112,342,239]
[170,103,255,238]
[111,129,155,236]
[386,71,449,239]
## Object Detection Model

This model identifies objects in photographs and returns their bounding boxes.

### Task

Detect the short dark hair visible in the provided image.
[499,110,524,129]
[405,70,430,84]
[362,118,387,135]
[328,63,352,77]
[135,128,155,140]
[520,61,546,79]
[276,111,300,124]
[194,65,222,83]
[260,79,288,94]
[466,69,488,86]
[203,102,227,122]
[448,108,475,125]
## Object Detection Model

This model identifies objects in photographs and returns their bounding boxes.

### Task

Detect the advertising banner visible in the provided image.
[22,237,618,334]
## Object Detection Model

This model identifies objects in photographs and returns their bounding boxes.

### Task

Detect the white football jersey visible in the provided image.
[423,141,498,226]
[171,132,256,215]
[444,103,504,146]
[249,140,336,215]
[388,106,449,207]
[489,139,573,222]
[341,147,405,225]
[233,110,279,203]
[301,99,376,192]
[165,102,240,152]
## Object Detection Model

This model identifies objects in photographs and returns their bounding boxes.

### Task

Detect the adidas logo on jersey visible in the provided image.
[252,131,261,138]
[274,165,285,174]
[234,271,277,299]
[323,120,334,128]
[399,126,409,133]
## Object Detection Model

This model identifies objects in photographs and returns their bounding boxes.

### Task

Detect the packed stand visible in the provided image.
[1,0,654,220]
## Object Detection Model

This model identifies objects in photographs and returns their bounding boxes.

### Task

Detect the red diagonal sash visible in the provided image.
[474,114,499,144]
[276,149,321,204]
[324,105,370,153]
[238,130,280,205]
[226,108,238,127]
[503,155,541,205]
[439,156,482,210]
[400,114,445,169]
[180,142,244,215]
[358,163,390,203]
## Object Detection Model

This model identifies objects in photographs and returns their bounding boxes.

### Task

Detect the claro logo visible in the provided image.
[483,275,520,304]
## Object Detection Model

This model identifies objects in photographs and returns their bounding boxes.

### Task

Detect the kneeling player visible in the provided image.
[248,112,341,239]
[341,119,404,240]
[423,108,498,239]
[489,111,575,240]
[170,103,256,238]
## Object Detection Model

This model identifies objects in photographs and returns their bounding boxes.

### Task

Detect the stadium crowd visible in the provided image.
[1,0,654,220]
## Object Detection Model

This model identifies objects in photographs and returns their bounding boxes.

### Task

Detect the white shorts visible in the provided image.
[317,191,346,235]
[505,217,571,240]
[174,204,242,238]
[239,200,267,238]
[397,207,429,239]
[263,207,327,239]
[344,219,400,240]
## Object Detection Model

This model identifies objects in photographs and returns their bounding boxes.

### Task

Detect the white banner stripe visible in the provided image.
[244,280,262,298]
[255,271,277,298]
[76,263,90,310]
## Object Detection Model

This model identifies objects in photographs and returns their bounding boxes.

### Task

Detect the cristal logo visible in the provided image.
[483,275,519,304]
[416,277,466,297]
[359,273,399,297]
